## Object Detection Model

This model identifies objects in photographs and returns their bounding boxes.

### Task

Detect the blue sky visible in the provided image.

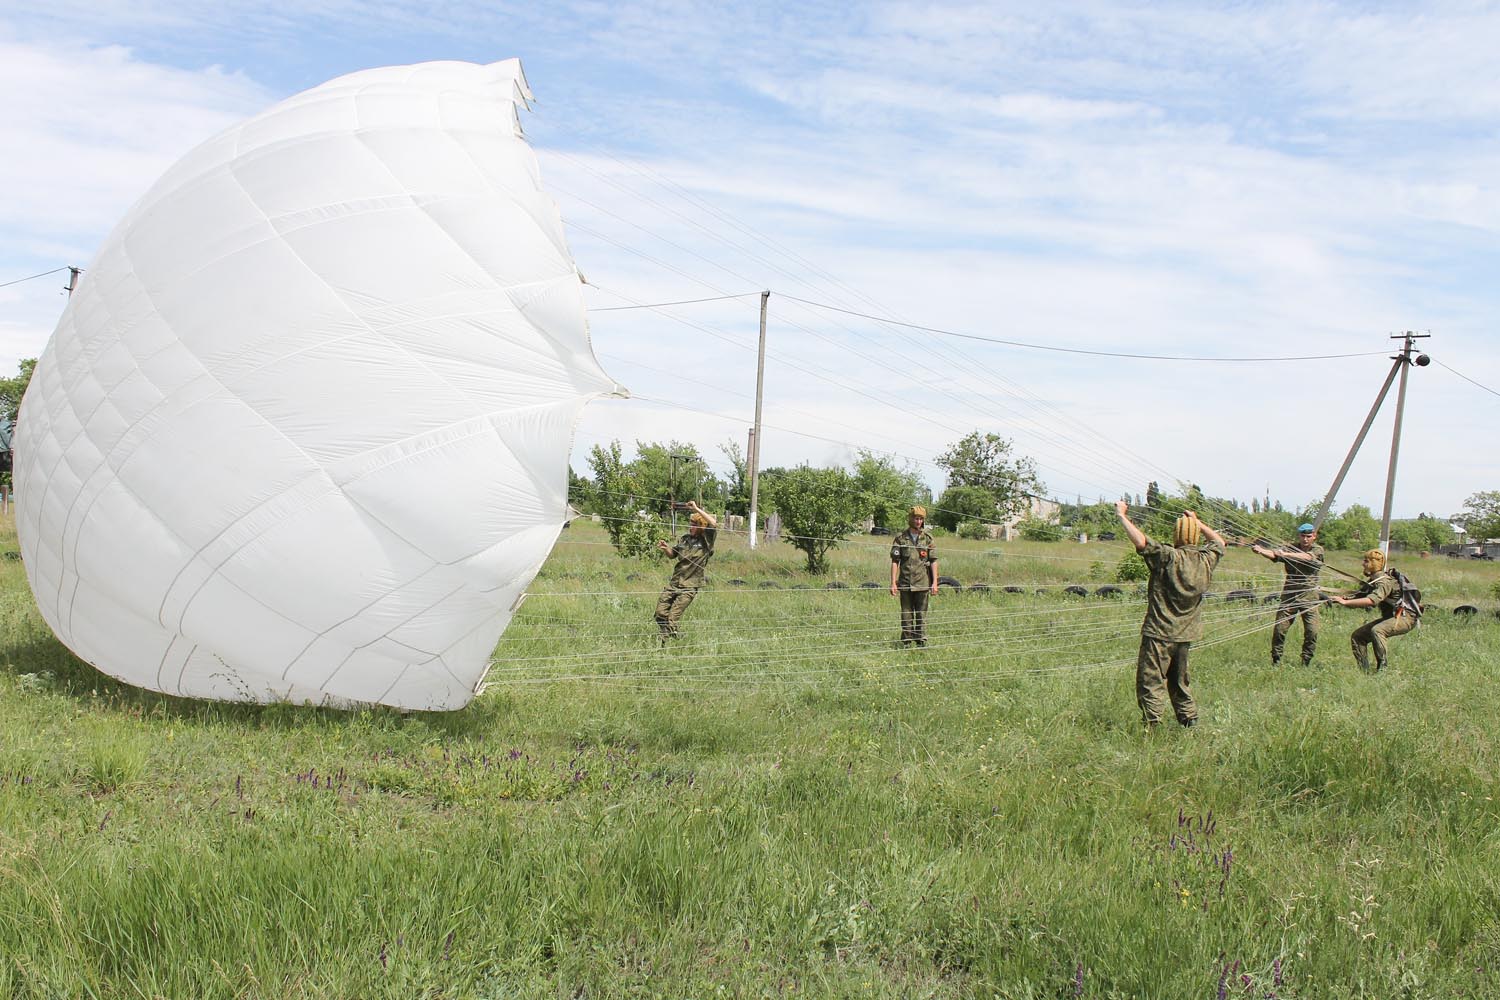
[2,1,1497,519]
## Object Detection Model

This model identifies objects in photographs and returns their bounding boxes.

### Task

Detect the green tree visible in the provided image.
[566,465,588,510]
[631,441,715,513]
[1145,480,1162,512]
[763,465,867,573]
[934,431,1043,521]
[719,440,750,517]
[1457,491,1500,541]
[852,450,929,529]
[1389,515,1454,552]
[931,485,998,531]
[1335,504,1380,551]
[581,442,644,550]
[1067,502,1116,539]
[0,358,36,426]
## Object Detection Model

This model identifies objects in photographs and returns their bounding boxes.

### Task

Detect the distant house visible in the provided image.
[997,496,1062,541]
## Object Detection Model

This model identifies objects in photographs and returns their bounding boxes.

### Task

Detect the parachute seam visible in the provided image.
[285,573,462,688]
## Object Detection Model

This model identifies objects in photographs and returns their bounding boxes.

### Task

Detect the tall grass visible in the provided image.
[1,518,1497,998]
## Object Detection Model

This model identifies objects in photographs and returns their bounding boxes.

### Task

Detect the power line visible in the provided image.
[0,266,72,291]
[776,293,1391,363]
[591,292,760,312]
[1437,359,1500,400]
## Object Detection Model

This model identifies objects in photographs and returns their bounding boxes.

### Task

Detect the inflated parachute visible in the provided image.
[15,60,621,710]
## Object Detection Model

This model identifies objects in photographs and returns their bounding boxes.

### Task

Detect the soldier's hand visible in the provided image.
[930,585,939,596]
[890,584,899,597]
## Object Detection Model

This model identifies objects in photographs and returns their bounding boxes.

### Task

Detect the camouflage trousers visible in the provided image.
[654,586,699,640]
[1351,613,1416,671]
[1271,601,1321,665]
[899,589,930,646]
[1136,636,1196,726]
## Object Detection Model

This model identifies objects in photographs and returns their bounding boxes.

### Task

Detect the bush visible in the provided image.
[957,520,990,540]
[1018,517,1063,542]
[1490,579,1500,602]
[763,465,867,574]
[616,510,672,559]
[1115,549,1149,582]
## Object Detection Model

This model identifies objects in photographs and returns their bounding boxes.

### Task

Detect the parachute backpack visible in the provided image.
[1388,568,1424,623]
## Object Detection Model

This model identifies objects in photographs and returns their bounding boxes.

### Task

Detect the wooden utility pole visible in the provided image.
[747,291,769,549]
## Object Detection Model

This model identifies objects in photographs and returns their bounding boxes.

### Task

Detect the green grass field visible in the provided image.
[2,517,1498,999]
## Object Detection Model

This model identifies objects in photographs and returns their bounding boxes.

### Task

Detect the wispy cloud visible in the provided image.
[1,2,1495,515]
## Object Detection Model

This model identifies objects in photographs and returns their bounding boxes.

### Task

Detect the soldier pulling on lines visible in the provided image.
[1115,501,1225,728]
[1251,522,1325,667]
[653,500,718,644]
[1326,548,1419,672]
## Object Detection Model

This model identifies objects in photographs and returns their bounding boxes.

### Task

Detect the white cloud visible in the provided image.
[0,33,272,369]
[1,3,1495,517]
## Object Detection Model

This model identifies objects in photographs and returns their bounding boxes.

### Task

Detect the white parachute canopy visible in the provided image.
[15,60,622,710]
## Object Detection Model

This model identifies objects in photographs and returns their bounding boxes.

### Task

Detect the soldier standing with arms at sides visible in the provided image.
[1251,522,1326,666]
[890,505,939,647]
[1115,501,1226,728]
[653,500,718,644]
[1327,548,1417,672]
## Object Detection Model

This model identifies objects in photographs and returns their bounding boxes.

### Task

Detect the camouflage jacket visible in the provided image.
[1140,538,1225,642]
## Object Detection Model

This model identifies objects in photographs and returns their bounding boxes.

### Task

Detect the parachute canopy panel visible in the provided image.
[15,60,618,710]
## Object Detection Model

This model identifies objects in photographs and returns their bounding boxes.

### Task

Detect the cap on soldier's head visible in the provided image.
[1298,523,1316,534]
[909,505,926,519]
[1173,511,1202,546]
[1363,548,1385,570]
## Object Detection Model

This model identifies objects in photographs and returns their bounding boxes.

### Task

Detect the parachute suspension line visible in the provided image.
[487,605,1274,676]
[486,606,1276,690]
[486,604,1272,683]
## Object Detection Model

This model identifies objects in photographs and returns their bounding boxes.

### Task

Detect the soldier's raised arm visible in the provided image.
[1115,500,1148,552]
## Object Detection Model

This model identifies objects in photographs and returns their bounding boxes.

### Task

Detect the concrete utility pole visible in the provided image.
[64,267,81,295]
[1378,332,1430,556]
[747,290,769,549]
[1312,332,1429,551]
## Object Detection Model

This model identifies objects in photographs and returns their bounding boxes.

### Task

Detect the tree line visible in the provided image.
[572,434,1494,573]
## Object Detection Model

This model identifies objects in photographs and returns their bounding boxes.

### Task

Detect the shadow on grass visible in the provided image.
[0,627,501,737]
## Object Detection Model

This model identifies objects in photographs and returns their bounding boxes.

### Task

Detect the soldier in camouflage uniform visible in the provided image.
[890,505,939,647]
[1251,522,1326,666]
[1115,501,1226,727]
[1327,548,1417,671]
[654,500,718,643]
